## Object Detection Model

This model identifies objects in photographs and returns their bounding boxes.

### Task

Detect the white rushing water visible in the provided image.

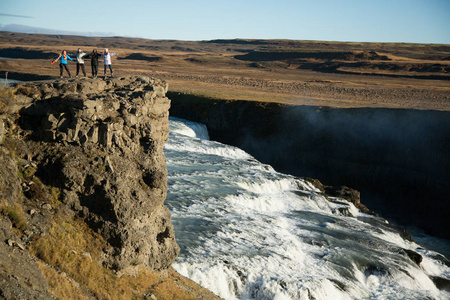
[164,117,450,300]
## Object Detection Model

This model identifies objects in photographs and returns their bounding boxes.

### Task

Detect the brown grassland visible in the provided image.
[1,31,449,110]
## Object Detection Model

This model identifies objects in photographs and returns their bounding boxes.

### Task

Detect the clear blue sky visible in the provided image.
[0,0,449,43]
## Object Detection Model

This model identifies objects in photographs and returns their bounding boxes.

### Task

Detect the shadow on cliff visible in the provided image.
[240,106,450,237]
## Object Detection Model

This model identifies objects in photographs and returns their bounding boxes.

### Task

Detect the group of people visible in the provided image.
[51,48,118,78]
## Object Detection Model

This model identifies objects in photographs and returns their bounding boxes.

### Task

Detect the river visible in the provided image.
[165,117,449,299]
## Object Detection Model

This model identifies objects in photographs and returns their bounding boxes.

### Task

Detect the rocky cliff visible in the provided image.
[0,76,188,298]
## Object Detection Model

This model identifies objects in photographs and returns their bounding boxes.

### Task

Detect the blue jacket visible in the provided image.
[53,54,74,64]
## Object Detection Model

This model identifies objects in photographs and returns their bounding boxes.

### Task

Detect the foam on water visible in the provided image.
[169,117,210,140]
[164,117,450,300]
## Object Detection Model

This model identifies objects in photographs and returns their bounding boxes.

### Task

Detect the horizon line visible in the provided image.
[1,29,449,46]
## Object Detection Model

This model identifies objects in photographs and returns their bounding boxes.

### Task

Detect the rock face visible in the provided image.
[1,76,179,275]
[0,144,57,299]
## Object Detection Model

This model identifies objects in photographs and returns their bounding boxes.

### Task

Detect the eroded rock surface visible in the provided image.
[1,76,179,276]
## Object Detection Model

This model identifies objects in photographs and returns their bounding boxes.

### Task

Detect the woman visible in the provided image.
[75,48,88,77]
[90,49,102,78]
[100,48,118,78]
[51,50,74,78]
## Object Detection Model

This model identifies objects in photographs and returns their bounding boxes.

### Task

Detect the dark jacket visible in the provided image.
[90,52,102,66]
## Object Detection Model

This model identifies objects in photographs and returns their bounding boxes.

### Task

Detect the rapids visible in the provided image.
[164,117,450,300]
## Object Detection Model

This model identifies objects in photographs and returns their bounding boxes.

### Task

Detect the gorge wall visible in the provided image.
[168,92,450,240]
[0,76,180,297]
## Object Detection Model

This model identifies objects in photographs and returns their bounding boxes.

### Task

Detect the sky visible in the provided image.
[0,0,449,43]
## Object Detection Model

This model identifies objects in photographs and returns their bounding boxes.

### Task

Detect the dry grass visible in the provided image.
[0,88,15,114]
[29,217,218,299]
[0,200,27,231]
[36,261,90,300]
[26,176,62,207]
[30,218,115,299]
[19,164,36,179]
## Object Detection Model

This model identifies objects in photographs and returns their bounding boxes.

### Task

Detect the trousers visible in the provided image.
[91,63,98,77]
[76,63,86,76]
[104,64,113,76]
[59,63,71,77]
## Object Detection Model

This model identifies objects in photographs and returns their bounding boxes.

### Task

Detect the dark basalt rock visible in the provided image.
[400,248,423,266]
[323,185,372,214]
[431,276,450,292]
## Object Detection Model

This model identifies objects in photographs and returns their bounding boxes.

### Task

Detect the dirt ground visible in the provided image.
[1,31,449,110]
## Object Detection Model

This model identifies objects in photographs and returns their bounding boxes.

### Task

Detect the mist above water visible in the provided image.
[164,117,450,300]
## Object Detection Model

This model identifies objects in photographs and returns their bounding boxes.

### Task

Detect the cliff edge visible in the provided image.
[0,77,217,299]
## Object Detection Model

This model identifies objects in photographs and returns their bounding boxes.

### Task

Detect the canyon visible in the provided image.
[168,93,450,240]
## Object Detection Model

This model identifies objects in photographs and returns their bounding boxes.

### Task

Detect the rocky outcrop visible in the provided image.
[1,76,179,276]
[303,178,372,214]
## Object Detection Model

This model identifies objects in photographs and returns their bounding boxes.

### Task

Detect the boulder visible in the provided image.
[400,248,423,266]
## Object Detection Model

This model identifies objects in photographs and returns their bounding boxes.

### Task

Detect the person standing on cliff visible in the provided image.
[51,50,74,78]
[100,48,118,78]
[89,49,101,78]
[75,48,88,77]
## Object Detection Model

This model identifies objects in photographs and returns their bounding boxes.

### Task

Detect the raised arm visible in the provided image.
[51,54,62,64]
[110,53,118,56]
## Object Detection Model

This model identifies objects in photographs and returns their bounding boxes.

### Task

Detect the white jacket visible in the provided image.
[101,52,118,65]
[76,52,87,64]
